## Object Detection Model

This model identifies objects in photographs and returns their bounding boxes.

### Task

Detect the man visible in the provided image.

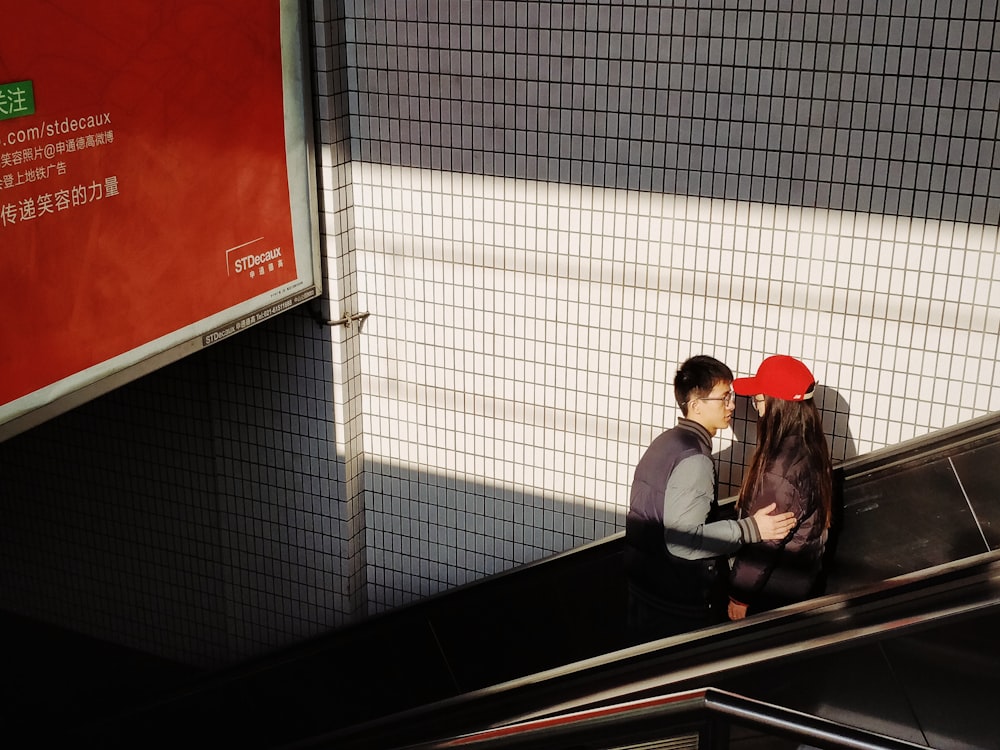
[624,355,796,641]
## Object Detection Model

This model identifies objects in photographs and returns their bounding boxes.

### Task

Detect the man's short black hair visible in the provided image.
[674,355,734,416]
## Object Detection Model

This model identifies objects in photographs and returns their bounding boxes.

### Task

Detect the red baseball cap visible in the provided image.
[733,355,816,401]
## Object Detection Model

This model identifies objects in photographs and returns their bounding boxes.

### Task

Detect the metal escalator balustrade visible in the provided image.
[409,688,937,750]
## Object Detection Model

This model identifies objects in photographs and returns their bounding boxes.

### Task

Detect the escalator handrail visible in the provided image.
[406,687,935,750]
[705,688,934,750]
[834,409,1000,479]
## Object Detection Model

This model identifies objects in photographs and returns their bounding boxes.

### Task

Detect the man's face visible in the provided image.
[688,381,735,435]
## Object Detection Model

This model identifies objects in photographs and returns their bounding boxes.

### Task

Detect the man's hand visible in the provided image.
[728,598,748,620]
[752,502,796,541]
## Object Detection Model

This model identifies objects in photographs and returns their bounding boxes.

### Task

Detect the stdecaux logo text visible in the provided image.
[232,246,283,277]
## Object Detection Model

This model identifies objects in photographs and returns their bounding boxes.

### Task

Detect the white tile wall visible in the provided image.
[353,161,1000,609]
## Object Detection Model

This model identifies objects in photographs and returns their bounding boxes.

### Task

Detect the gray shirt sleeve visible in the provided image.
[663,454,761,560]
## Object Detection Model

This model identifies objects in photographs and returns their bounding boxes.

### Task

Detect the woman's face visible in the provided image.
[753,394,767,417]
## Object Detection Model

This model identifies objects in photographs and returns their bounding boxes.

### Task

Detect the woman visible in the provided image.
[727,355,834,620]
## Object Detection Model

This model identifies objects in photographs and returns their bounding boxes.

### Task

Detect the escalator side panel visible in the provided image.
[949,442,1000,551]
[713,642,931,747]
[881,615,1000,750]
[427,547,630,691]
[828,456,985,592]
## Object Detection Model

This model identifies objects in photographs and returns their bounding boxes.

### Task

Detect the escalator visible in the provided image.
[64,413,1000,748]
[297,550,1000,749]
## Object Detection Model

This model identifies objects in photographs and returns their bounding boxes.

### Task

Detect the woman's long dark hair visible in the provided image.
[738,391,834,529]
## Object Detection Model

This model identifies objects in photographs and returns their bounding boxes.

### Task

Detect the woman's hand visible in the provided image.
[728,598,748,620]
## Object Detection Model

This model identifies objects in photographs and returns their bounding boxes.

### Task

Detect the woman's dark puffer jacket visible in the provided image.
[730,435,828,613]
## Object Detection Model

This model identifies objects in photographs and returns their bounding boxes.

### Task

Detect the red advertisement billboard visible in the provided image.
[0,1,321,439]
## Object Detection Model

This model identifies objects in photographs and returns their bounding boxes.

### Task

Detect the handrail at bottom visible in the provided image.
[704,688,931,750]
[415,687,934,750]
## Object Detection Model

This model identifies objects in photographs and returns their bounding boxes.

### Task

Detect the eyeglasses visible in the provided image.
[695,391,735,406]
[753,396,767,407]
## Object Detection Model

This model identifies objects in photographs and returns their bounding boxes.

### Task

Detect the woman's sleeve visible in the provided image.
[729,472,802,604]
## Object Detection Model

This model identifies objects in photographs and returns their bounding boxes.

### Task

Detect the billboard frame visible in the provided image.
[0,0,323,442]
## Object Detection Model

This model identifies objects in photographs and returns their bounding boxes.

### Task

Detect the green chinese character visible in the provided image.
[0,81,35,121]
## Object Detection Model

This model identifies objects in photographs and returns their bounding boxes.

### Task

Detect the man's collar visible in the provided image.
[677,417,713,450]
